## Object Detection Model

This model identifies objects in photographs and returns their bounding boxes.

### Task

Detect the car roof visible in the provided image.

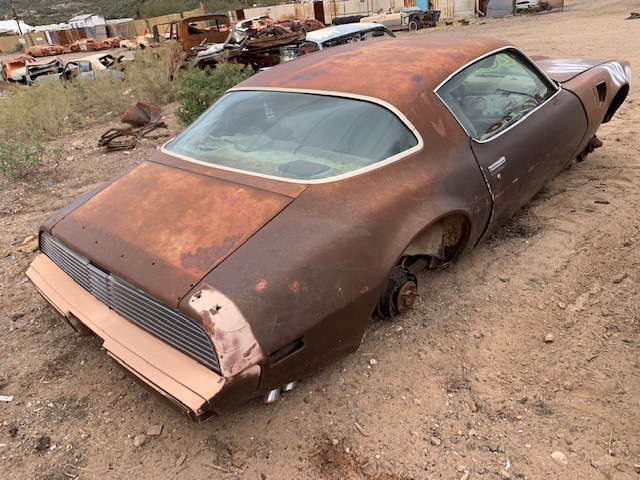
[238,36,513,114]
[304,22,387,44]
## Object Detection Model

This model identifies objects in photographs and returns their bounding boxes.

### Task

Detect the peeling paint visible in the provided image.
[189,286,266,377]
[255,278,268,293]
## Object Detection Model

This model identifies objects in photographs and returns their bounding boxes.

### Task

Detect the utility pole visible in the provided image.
[8,0,23,35]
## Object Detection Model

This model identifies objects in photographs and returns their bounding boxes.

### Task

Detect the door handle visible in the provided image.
[488,156,506,174]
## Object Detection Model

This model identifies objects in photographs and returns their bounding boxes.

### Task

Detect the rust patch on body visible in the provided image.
[240,36,512,117]
[255,279,268,293]
[180,234,242,271]
[189,286,266,377]
[51,161,293,306]
[289,281,301,294]
[64,162,291,278]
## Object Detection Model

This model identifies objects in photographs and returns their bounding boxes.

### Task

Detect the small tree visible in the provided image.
[173,62,254,126]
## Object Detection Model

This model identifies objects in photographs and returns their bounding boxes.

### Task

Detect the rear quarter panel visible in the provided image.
[558,60,631,152]
[180,90,493,392]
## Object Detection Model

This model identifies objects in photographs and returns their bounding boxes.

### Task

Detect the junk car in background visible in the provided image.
[361,7,441,30]
[281,23,395,61]
[25,44,72,57]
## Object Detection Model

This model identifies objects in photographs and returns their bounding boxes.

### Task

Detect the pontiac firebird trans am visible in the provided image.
[27,36,630,422]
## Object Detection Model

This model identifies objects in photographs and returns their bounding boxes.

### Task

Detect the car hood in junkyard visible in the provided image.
[47,160,295,308]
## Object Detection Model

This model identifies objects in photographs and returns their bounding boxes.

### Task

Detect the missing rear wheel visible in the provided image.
[377,266,418,319]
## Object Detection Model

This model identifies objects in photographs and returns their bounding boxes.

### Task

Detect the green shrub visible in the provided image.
[174,62,254,126]
[0,134,45,178]
[142,0,200,18]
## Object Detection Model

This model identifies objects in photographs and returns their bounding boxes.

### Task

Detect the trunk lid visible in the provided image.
[50,161,295,307]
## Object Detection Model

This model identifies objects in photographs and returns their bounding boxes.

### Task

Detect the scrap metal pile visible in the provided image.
[194,25,301,69]
[99,102,168,151]
[193,16,324,69]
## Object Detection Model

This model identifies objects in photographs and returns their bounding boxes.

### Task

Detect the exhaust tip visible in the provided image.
[281,381,297,392]
[263,388,280,404]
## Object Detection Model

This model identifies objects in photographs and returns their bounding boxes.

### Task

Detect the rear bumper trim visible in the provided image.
[26,254,226,420]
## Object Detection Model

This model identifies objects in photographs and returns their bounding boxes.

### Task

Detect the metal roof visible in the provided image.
[240,35,512,115]
[69,14,95,22]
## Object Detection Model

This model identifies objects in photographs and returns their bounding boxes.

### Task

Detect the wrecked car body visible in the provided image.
[235,15,325,34]
[163,14,230,54]
[194,26,302,69]
[1,55,69,85]
[0,55,36,83]
[60,54,126,81]
[278,18,325,33]
[27,36,630,422]
[25,57,65,85]
[33,54,126,83]
[281,23,394,61]
[361,7,440,31]
[67,38,112,53]
[25,44,72,57]
[119,35,155,50]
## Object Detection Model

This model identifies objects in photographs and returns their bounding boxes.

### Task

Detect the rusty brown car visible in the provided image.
[24,44,72,57]
[27,36,630,422]
[67,38,112,53]
[162,14,230,53]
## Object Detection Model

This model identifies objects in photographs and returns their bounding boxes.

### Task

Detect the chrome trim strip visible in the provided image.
[434,46,563,144]
[40,233,220,372]
[433,46,559,93]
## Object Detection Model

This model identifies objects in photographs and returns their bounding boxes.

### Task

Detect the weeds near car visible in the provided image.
[0,46,179,143]
[0,134,45,178]
[0,45,252,178]
[124,44,183,106]
[535,401,554,416]
[174,62,254,126]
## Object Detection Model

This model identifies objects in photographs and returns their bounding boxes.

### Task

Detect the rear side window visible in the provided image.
[437,50,556,141]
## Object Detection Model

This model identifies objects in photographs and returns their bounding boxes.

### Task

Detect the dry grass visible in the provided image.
[0,45,180,142]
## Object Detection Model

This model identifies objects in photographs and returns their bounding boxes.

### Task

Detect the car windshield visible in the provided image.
[166,90,419,180]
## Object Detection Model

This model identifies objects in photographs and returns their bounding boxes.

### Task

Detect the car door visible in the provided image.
[437,49,588,237]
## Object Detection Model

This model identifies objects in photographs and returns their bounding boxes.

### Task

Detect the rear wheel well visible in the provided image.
[603,84,629,123]
[377,214,470,318]
[401,213,470,269]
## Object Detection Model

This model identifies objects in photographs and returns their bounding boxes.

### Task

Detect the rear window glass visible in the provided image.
[166,90,419,180]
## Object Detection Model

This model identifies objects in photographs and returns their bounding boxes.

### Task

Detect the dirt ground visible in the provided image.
[1,1,639,478]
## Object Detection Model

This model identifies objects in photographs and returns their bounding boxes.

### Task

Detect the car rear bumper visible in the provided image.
[26,254,259,422]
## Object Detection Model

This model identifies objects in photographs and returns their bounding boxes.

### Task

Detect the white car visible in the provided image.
[282,23,394,61]
[517,0,541,7]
